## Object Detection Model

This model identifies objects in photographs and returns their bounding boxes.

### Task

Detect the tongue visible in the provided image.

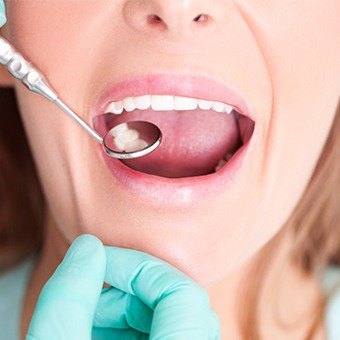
[95,108,241,178]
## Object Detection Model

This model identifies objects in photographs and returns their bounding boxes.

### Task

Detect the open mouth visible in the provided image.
[92,94,255,178]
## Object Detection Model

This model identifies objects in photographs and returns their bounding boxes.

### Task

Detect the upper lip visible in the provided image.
[89,72,255,123]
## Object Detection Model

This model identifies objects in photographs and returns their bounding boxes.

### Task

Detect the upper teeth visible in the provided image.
[104,95,235,115]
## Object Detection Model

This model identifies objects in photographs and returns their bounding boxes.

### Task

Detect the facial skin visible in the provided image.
[2,0,339,286]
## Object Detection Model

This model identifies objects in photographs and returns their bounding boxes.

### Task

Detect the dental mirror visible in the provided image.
[103,121,162,159]
[0,36,162,159]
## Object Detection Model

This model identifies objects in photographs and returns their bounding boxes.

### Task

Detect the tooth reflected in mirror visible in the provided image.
[102,121,162,159]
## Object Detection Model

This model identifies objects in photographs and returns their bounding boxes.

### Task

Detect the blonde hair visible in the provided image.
[0,87,339,338]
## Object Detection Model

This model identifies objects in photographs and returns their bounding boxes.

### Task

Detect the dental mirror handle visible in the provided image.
[0,36,103,144]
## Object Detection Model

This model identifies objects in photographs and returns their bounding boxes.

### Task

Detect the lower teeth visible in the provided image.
[214,152,233,172]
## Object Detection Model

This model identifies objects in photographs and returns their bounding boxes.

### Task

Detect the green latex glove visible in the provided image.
[26,234,221,339]
[0,0,6,28]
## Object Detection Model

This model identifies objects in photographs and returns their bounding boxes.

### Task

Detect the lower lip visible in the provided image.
[95,135,254,207]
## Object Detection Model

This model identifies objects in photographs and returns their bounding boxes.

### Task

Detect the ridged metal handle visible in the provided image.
[0,37,57,101]
[0,36,103,144]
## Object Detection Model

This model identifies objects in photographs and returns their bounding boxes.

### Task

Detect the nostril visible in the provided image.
[147,14,163,25]
[194,14,205,22]
[193,14,206,22]
[146,14,169,31]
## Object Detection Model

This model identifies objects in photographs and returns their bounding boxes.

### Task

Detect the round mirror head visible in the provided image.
[102,121,162,159]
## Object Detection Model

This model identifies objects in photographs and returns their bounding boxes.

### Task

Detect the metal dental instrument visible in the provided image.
[0,37,162,159]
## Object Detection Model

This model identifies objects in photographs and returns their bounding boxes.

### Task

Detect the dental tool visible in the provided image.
[0,37,162,159]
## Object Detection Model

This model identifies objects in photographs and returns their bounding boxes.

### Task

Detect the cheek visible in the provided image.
[243,1,340,231]
[6,1,116,100]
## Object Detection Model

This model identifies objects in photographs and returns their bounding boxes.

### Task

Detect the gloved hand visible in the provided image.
[26,234,221,339]
[0,0,6,28]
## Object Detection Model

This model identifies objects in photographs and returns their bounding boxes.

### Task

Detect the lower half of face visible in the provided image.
[8,0,340,286]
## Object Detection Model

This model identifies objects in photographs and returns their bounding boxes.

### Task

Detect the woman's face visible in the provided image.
[3,1,339,286]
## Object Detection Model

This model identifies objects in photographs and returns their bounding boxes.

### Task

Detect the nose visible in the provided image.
[123,0,218,36]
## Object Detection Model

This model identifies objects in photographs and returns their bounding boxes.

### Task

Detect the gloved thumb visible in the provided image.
[0,1,7,28]
[26,234,106,340]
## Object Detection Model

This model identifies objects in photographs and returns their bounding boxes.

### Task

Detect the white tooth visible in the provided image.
[114,138,127,152]
[109,122,128,138]
[124,138,148,152]
[174,96,198,111]
[134,95,152,110]
[151,95,174,111]
[224,104,233,114]
[198,99,213,110]
[105,101,124,115]
[215,159,227,172]
[123,97,136,112]
[212,101,225,113]
[114,128,140,151]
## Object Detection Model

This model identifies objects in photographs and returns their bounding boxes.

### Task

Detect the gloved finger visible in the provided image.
[26,234,106,340]
[94,286,153,333]
[0,1,7,27]
[92,326,149,340]
[104,246,216,339]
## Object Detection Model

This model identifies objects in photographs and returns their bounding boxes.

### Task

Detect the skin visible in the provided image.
[0,0,339,338]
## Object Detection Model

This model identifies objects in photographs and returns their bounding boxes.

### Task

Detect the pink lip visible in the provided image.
[89,72,257,207]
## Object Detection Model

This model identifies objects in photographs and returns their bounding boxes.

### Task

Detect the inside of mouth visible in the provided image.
[93,108,255,178]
